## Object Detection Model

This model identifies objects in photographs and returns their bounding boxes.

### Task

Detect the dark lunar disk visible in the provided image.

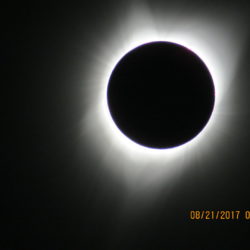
[107,41,215,149]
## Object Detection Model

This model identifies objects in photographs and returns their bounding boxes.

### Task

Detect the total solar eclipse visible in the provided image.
[107,41,215,149]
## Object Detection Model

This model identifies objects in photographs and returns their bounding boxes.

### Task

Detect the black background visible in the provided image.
[2,1,250,249]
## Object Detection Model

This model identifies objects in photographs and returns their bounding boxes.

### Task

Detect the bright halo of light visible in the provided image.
[82,2,246,193]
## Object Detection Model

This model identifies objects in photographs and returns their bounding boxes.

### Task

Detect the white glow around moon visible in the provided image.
[82,2,246,194]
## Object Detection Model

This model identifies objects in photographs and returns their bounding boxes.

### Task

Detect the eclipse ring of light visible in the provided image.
[107,41,215,149]
[82,5,243,189]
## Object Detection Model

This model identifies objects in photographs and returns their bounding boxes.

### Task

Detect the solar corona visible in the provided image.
[82,4,243,189]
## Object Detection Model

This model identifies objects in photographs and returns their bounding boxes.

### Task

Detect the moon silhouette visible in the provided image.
[107,41,215,149]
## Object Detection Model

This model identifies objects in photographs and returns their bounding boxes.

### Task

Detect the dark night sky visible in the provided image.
[2,1,250,249]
